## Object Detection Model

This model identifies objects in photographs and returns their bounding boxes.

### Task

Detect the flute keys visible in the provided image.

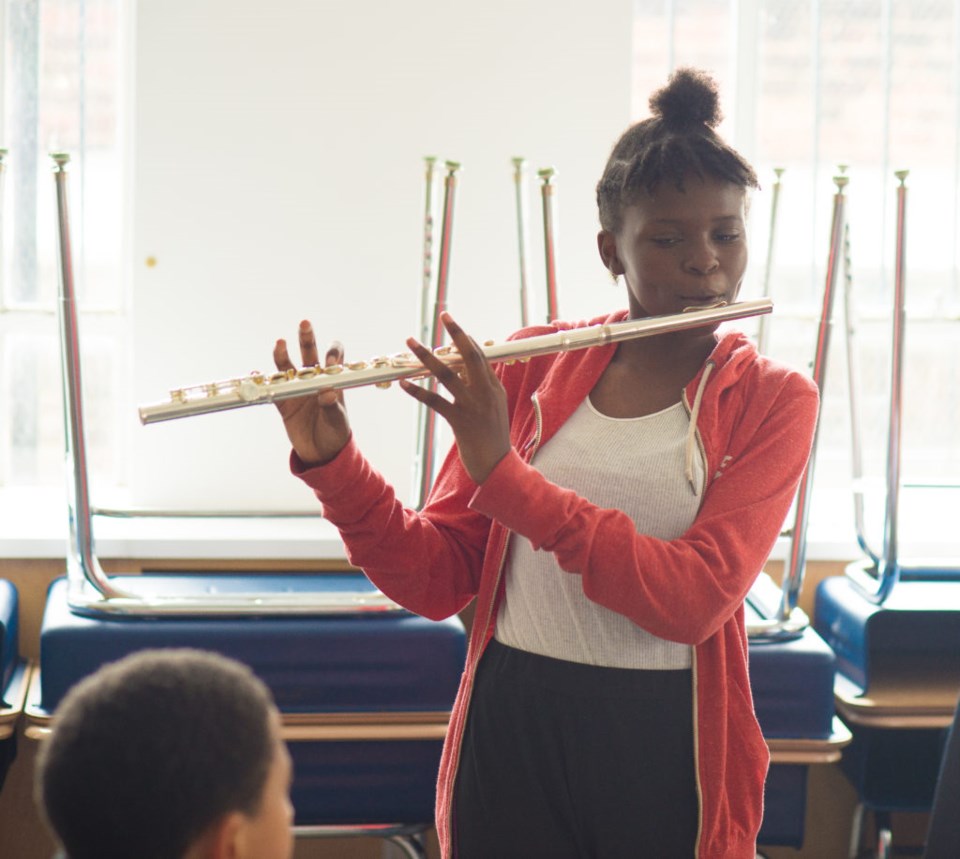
[347,361,368,371]
[239,378,261,401]
[234,372,267,402]
[139,301,773,425]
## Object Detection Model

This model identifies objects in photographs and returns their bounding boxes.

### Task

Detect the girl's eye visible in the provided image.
[716,232,741,243]
[652,236,680,247]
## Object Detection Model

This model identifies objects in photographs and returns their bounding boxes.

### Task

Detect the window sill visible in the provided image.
[0,488,347,561]
[0,486,954,567]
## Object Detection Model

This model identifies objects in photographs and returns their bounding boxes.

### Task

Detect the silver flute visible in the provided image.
[139,299,773,425]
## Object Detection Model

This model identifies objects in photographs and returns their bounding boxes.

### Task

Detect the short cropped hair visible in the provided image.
[597,67,759,233]
[36,648,278,859]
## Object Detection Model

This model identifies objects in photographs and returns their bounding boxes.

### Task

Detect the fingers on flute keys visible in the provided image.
[401,313,492,409]
[297,319,345,372]
[402,312,511,484]
[442,313,497,384]
[273,320,344,408]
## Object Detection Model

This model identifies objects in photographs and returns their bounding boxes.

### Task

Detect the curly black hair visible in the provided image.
[36,649,278,859]
[597,67,759,232]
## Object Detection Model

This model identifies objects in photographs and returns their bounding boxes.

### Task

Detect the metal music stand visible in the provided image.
[50,152,401,618]
[747,172,850,643]
[814,170,960,859]
[39,152,467,859]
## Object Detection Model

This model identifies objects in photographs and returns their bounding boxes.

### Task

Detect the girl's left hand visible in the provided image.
[400,312,512,484]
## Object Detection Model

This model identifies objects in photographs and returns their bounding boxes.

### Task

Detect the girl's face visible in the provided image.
[598,175,748,320]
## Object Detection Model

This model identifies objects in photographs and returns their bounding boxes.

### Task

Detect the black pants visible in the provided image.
[454,639,699,858]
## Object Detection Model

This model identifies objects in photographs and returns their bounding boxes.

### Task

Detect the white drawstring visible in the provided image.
[685,361,714,495]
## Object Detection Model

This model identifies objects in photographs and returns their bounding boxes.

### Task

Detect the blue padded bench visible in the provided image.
[27,573,466,832]
[814,575,960,852]
[748,577,849,850]
[1,579,28,792]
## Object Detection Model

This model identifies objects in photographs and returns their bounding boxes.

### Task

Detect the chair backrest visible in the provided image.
[924,697,960,859]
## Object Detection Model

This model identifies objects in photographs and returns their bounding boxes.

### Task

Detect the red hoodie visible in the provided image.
[293,309,819,858]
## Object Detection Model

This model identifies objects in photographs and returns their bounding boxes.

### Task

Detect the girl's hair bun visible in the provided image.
[595,66,757,231]
[649,67,722,131]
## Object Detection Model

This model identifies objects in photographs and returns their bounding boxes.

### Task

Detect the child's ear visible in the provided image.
[597,230,625,277]
[195,811,246,859]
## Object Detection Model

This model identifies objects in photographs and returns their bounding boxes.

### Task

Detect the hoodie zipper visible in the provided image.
[682,382,706,858]
[445,393,544,857]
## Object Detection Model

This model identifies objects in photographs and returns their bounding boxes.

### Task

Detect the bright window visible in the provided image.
[1,1,957,557]
[0,0,126,488]
[633,0,960,543]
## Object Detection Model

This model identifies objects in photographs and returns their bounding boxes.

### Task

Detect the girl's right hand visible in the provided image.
[272,320,351,467]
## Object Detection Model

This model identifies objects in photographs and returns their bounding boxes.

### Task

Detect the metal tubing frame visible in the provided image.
[0,148,8,241]
[52,153,130,601]
[842,213,882,566]
[292,824,427,859]
[417,156,437,348]
[847,171,910,604]
[756,167,784,355]
[51,153,402,617]
[538,167,558,322]
[412,156,437,507]
[512,157,531,327]
[875,170,910,601]
[774,174,849,626]
[414,160,460,509]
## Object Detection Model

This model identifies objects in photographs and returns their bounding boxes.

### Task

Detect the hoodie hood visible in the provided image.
[502,309,764,493]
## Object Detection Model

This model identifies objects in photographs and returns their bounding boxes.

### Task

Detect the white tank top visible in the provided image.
[495,396,704,669]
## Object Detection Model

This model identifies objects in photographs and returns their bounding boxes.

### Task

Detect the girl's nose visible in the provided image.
[684,239,720,274]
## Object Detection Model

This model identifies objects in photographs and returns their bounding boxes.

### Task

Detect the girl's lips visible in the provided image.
[680,296,728,308]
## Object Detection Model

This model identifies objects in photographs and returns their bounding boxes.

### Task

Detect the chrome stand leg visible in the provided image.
[876,818,893,859]
[849,802,866,858]
[386,833,427,859]
[295,823,429,857]
[876,828,893,858]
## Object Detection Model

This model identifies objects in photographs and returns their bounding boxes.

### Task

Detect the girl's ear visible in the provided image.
[597,230,625,277]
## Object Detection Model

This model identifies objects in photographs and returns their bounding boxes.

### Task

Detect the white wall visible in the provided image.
[130,0,634,510]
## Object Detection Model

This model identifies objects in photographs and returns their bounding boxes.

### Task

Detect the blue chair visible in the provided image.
[815,575,960,857]
[1,579,28,793]
[748,574,851,852]
[749,173,852,853]
[812,170,960,858]
[28,153,469,859]
[27,573,466,858]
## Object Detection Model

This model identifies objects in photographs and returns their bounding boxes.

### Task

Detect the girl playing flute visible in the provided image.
[272,67,818,859]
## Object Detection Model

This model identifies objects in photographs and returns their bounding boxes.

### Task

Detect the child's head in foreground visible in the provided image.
[36,648,293,859]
